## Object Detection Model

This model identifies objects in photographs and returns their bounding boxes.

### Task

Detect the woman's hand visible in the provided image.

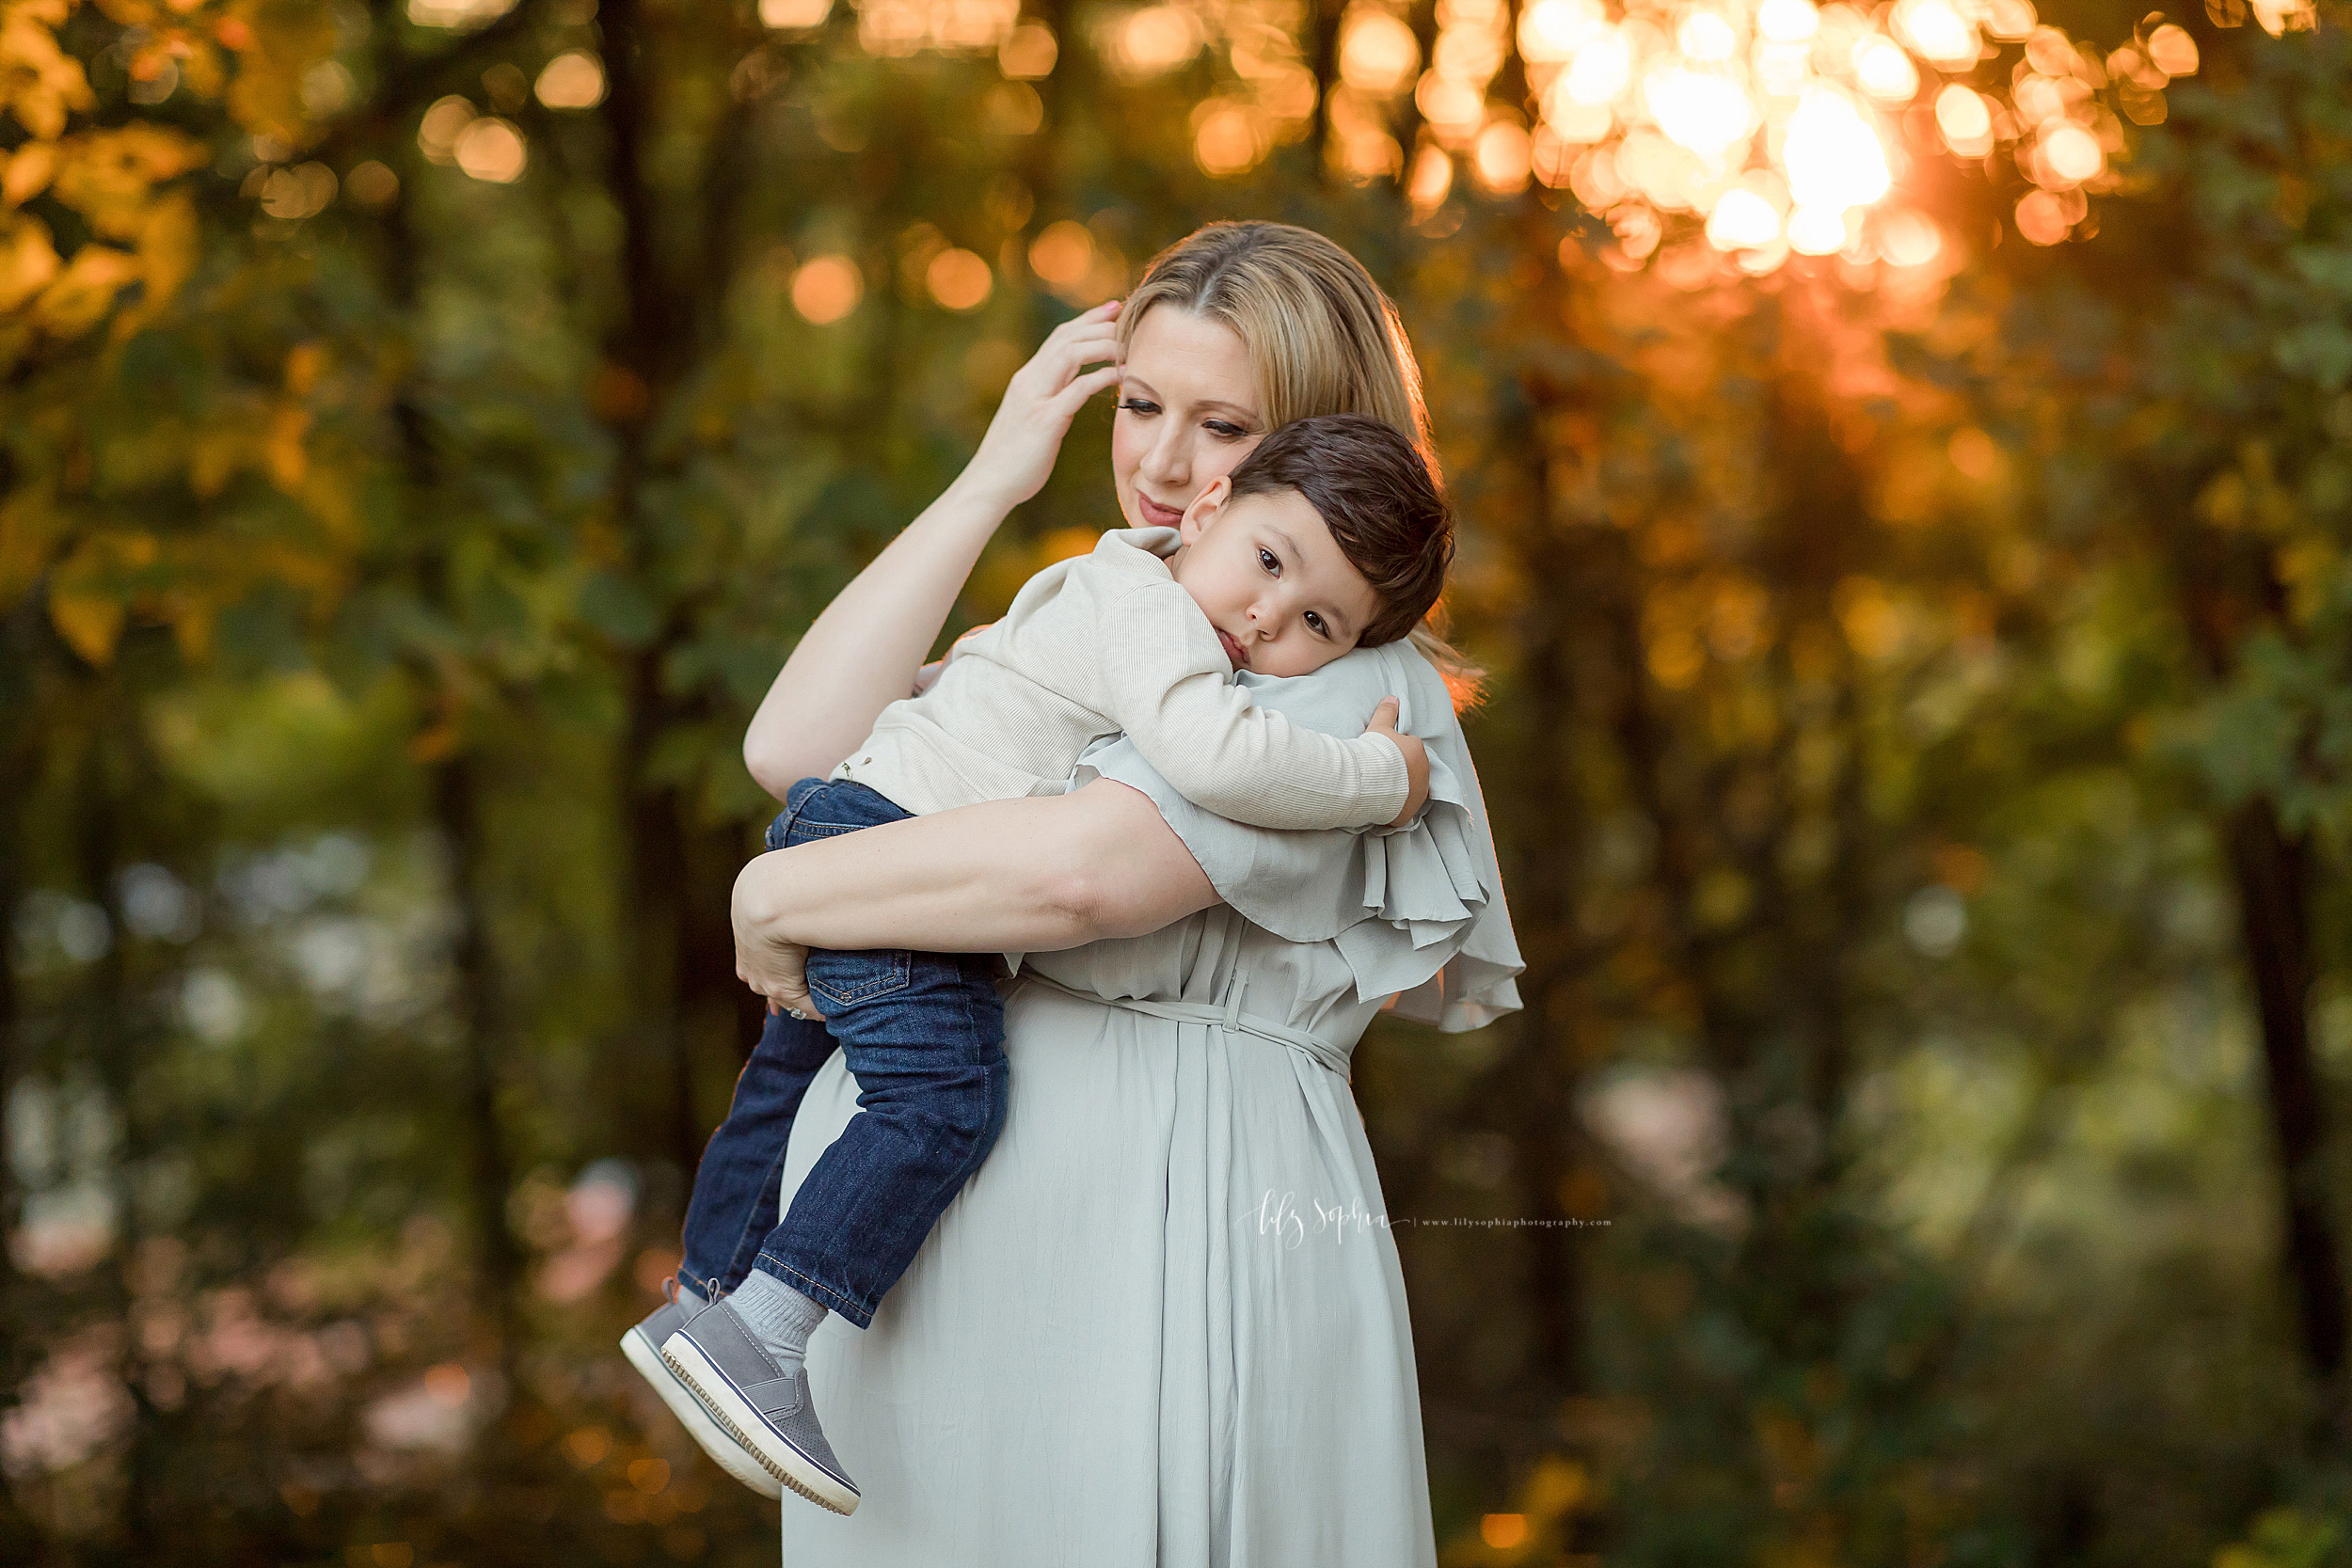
[733,860,827,1019]
[954,300,1126,515]
[1367,697,1430,828]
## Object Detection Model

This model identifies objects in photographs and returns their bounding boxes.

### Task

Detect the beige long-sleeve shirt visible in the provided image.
[830,527,1409,828]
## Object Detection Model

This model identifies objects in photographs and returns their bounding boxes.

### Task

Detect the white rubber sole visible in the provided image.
[659,1334,860,1516]
[620,1325,784,1501]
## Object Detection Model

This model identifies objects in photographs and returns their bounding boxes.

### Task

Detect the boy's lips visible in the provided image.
[1217,629,1249,670]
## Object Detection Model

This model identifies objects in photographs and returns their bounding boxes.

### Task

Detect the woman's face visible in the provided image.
[1111,306,1266,534]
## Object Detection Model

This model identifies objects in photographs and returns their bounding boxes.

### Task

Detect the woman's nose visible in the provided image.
[1141,428,1188,485]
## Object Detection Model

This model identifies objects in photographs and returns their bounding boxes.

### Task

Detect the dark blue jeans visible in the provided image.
[677,777,1009,1329]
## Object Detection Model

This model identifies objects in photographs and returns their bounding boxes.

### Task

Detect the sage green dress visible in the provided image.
[773,639,1523,1566]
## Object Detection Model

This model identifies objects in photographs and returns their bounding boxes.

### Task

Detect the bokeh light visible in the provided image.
[453,119,527,182]
[758,0,832,26]
[790,255,863,323]
[1288,0,2205,276]
[1192,98,1267,175]
[417,95,475,165]
[1107,5,1205,78]
[998,19,1057,77]
[1027,220,1093,289]
[534,52,606,109]
[1343,10,1422,91]
[925,247,993,310]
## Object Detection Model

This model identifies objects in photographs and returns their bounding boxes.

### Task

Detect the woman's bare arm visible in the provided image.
[744,302,1125,796]
[744,483,1011,794]
[731,780,1216,1009]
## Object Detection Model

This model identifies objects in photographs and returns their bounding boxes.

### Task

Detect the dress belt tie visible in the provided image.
[1013,970,1354,1085]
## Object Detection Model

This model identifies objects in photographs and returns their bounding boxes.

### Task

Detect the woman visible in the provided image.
[718,222,1521,1563]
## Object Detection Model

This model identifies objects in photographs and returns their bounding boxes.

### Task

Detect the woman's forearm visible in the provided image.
[733,781,1219,954]
[744,479,1010,797]
[742,305,1125,799]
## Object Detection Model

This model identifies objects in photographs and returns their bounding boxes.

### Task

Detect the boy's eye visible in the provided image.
[1306,611,1329,637]
[1257,547,1279,574]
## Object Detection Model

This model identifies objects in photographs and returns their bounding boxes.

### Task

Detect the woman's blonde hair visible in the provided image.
[1120,221,1486,709]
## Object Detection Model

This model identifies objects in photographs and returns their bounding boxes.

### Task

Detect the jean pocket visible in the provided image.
[807,948,914,1010]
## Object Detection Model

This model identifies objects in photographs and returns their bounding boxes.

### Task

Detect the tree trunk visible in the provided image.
[432,756,524,1365]
[2172,515,2348,1441]
[2225,800,2346,1404]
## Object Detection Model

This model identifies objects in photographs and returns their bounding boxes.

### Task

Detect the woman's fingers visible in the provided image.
[1366,696,1403,732]
[1052,362,1125,417]
[1038,330,1121,388]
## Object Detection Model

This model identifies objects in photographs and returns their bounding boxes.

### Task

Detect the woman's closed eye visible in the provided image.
[1117,397,1161,418]
[1204,419,1252,439]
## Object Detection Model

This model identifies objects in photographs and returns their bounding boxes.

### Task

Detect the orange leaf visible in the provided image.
[0,211,59,310]
[48,585,124,663]
[2,141,55,205]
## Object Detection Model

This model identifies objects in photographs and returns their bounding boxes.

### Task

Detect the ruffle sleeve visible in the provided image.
[1070,640,1524,1032]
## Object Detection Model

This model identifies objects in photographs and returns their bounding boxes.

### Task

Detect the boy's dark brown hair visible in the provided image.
[1224,412,1453,649]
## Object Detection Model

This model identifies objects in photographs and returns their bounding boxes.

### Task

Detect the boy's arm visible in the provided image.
[1094,582,1427,832]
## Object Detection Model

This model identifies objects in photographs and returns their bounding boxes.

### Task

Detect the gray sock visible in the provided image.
[675,1276,707,1314]
[728,1270,829,1374]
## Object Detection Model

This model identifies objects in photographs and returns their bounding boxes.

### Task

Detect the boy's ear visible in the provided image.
[1178,476,1232,545]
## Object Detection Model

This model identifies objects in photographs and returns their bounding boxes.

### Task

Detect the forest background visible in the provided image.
[1,0,2349,1560]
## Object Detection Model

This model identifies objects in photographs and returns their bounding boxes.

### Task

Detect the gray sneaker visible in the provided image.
[659,1297,860,1515]
[619,1294,784,1500]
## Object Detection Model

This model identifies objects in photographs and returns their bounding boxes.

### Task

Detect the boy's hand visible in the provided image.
[1367,697,1430,828]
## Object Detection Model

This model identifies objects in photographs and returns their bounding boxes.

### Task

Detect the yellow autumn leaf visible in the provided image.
[2,138,53,204]
[0,478,61,604]
[0,209,59,310]
[45,531,158,667]
[265,403,310,489]
[117,188,197,330]
[31,242,141,337]
[51,123,208,239]
[284,339,326,393]
[48,583,124,662]
[220,0,337,139]
[0,0,97,140]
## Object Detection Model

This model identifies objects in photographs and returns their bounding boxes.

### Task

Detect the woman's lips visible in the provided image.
[1136,493,1184,528]
[1217,629,1248,671]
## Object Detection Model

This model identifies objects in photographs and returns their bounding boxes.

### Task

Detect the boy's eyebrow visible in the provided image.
[1268,525,1358,640]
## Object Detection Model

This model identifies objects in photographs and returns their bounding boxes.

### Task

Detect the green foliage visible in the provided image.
[0,0,2348,1563]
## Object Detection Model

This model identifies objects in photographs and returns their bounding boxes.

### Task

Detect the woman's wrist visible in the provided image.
[934,467,1021,532]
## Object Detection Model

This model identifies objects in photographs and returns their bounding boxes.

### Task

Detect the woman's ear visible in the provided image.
[1178,477,1232,545]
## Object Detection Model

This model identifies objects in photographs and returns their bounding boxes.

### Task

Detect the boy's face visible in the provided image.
[1168,480,1384,679]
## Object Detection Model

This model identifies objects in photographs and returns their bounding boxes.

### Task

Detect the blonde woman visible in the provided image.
[691,222,1520,1562]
